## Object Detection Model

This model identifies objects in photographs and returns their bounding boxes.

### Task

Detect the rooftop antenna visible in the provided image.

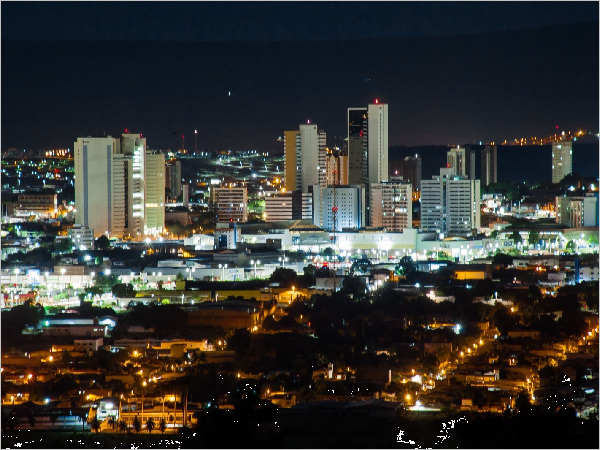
[194,129,198,155]
[182,134,185,153]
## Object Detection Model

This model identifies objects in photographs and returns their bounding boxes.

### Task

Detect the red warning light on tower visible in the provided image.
[375,99,379,104]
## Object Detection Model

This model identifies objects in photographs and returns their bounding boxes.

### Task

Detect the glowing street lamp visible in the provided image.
[250,260,261,279]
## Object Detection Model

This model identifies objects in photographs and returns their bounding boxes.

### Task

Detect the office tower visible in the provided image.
[264,191,313,222]
[393,155,422,192]
[165,159,182,201]
[555,194,598,227]
[325,148,348,186]
[211,187,248,223]
[481,145,498,186]
[447,147,466,177]
[421,168,480,235]
[144,151,165,235]
[347,101,389,225]
[370,182,412,231]
[74,136,124,238]
[283,123,326,193]
[314,185,365,231]
[552,140,573,183]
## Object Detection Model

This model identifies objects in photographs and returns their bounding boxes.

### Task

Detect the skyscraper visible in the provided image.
[74,136,124,238]
[480,145,497,186]
[283,123,326,193]
[552,140,573,183]
[347,101,389,225]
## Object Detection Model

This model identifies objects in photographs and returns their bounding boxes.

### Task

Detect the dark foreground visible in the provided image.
[2,411,599,449]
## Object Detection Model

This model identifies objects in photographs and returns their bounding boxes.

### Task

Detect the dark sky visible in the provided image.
[2,2,598,41]
[1,2,599,155]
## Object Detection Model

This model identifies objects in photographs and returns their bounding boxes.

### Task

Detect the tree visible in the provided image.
[111,283,135,298]
[132,415,142,434]
[159,418,167,434]
[90,416,101,433]
[96,235,111,250]
[566,240,576,252]
[107,416,116,431]
[528,230,540,247]
[490,230,498,239]
[269,267,298,287]
[53,238,73,254]
[508,231,522,245]
[176,272,185,281]
[146,417,155,434]
[118,420,128,433]
[28,414,36,429]
[493,252,514,268]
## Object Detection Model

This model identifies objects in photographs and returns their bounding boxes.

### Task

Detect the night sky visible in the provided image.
[1,2,598,156]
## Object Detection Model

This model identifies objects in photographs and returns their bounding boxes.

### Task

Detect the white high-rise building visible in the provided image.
[75,136,123,238]
[421,168,480,236]
[552,140,573,183]
[284,123,327,194]
[370,182,412,231]
[74,133,165,238]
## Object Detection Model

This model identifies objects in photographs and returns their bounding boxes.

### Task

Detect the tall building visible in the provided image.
[447,147,466,177]
[283,123,326,193]
[74,136,124,238]
[552,140,573,183]
[392,155,422,192]
[211,187,248,223]
[369,182,412,231]
[421,168,480,236]
[555,194,598,227]
[264,191,313,222]
[74,133,165,239]
[347,101,389,225]
[314,185,365,231]
[144,151,165,235]
[325,148,348,186]
[480,145,497,186]
[165,159,182,201]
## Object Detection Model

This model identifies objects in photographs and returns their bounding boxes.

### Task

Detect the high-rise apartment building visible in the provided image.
[552,140,573,183]
[211,187,248,223]
[283,123,326,193]
[392,155,422,192]
[480,145,497,187]
[165,159,182,201]
[369,182,412,231]
[74,133,165,238]
[421,168,480,236]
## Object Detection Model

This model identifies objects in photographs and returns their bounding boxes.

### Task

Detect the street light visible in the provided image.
[250,260,260,279]
[278,256,288,268]
[219,264,228,281]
